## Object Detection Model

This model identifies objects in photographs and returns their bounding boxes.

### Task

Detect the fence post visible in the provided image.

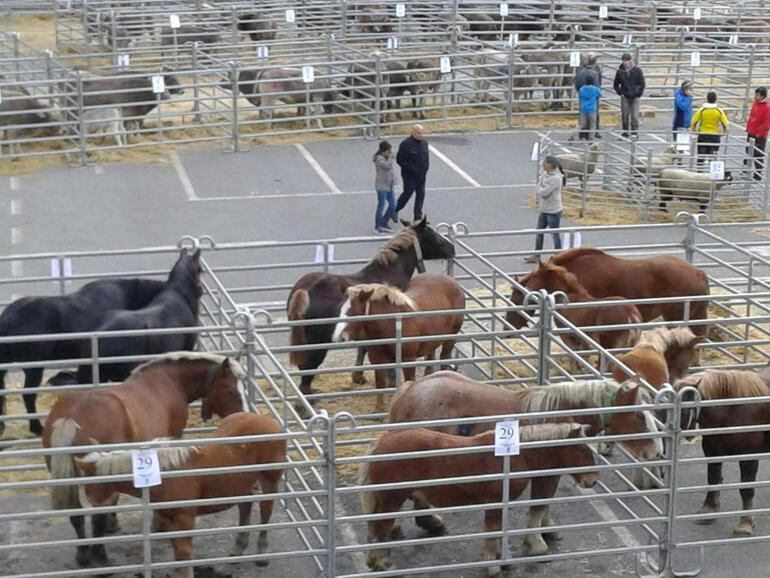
[547,0,556,31]
[506,40,515,128]
[191,42,201,123]
[742,45,755,122]
[74,70,87,166]
[394,317,403,388]
[446,225,456,276]
[743,257,754,364]
[491,270,499,380]
[339,0,347,39]
[580,141,589,217]
[373,52,383,139]
[141,485,152,578]
[228,60,240,153]
[43,49,55,108]
[12,32,21,78]
[642,149,653,220]
[708,181,716,221]
[230,6,239,58]
[90,335,100,387]
[109,9,117,52]
[682,213,699,263]
[536,290,552,384]
[763,161,770,217]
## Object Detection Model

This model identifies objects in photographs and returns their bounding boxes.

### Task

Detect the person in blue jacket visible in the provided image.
[578,77,602,141]
[673,80,694,138]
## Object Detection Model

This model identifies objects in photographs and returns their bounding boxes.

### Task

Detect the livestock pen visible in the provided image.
[1,215,770,577]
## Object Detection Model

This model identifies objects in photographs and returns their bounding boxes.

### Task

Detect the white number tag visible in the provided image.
[508,32,518,47]
[302,65,315,83]
[256,45,269,59]
[569,51,581,67]
[439,56,451,74]
[729,34,738,45]
[132,449,162,488]
[499,3,509,17]
[151,75,165,94]
[692,7,702,20]
[709,160,725,181]
[395,3,406,18]
[169,14,181,29]
[530,141,539,162]
[387,36,398,50]
[690,51,701,67]
[285,9,296,23]
[117,53,130,68]
[495,420,520,456]
[599,5,608,19]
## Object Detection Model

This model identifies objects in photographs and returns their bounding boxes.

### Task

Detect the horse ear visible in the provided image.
[691,335,706,346]
[415,215,427,229]
[400,219,411,227]
[617,383,640,404]
[192,248,201,261]
[221,357,231,374]
[358,288,375,303]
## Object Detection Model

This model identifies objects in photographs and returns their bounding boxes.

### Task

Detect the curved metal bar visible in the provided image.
[331,411,357,430]
[307,409,330,435]
[248,308,274,325]
[177,235,200,252]
[434,222,452,234]
[451,222,469,235]
[198,235,217,250]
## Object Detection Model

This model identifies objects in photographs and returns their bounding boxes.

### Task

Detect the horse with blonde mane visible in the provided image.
[359,423,598,576]
[676,369,770,536]
[74,412,286,578]
[332,273,464,411]
[612,327,703,388]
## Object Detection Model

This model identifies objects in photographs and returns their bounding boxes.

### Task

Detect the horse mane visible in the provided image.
[522,378,622,412]
[347,283,418,310]
[131,351,247,380]
[549,247,607,266]
[519,422,585,442]
[677,370,770,400]
[638,327,697,355]
[80,442,198,475]
[372,227,419,266]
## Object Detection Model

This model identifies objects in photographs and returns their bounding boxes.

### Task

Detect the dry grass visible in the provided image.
[0,14,57,51]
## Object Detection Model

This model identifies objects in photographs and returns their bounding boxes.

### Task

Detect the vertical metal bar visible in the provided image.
[743,46,755,122]
[491,271,499,380]
[192,42,201,123]
[580,142,589,217]
[743,257,754,364]
[90,335,100,387]
[642,149,653,220]
[75,71,86,166]
[506,41,515,128]
[374,53,382,139]
[500,454,511,568]
[658,391,685,577]
[230,6,239,59]
[229,60,240,152]
[394,317,403,388]
[708,181,716,221]
[325,418,337,578]
[323,242,331,273]
[141,486,152,578]
[446,227,456,276]
[57,257,67,296]
[537,293,552,384]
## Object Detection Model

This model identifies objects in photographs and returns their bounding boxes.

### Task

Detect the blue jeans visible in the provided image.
[375,188,396,229]
[535,211,563,251]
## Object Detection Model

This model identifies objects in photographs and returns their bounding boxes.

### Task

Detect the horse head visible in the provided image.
[168,248,202,301]
[665,333,705,383]
[402,216,455,268]
[506,272,535,329]
[200,357,249,420]
[332,285,379,343]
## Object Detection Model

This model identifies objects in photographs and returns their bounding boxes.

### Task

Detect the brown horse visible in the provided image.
[507,248,710,337]
[517,260,643,360]
[612,327,703,388]
[74,412,286,578]
[42,352,249,568]
[676,369,770,536]
[287,218,455,404]
[332,273,465,411]
[359,423,598,576]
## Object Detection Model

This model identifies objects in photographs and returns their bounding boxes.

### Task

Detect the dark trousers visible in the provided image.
[746,135,767,180]
[535,211,563,251]
[696,133,722,166]
[395,176,426,220]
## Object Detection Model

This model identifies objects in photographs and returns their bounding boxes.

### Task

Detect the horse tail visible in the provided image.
[288,289,311,367]
[49,418,82,510]
[358,438,381,515]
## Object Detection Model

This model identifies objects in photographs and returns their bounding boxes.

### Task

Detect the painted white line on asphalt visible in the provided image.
[9,176,20,191]
[335,498,369,574]
[10,260,23,277]
[170,151,198,201]
[293,143,342,194]
[429,144,482,187]
[10,227,22,245]
[10,199,21,216]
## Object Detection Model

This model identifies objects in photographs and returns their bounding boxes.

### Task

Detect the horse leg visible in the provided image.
[22,367,44,436]
[695,460,722,523]
[413,494,446,535]
[71,515,93,567]
[523,476,557,556]
[351,347,368,385]
[422,350,436,376]
[168,513,196,578]
[298,347,329,399]
[90,513,111,566]
[230,501,253,557]
[255,472,280,566]
[734,459,759,536]
[366,491,409,572]
[373,369,387,413]
[483,509,503,577]
[439,339,456,371]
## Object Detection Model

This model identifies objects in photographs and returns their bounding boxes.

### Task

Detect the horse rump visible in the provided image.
[358,438,381,515]
[49,418,82,510]
[287,289,310,366]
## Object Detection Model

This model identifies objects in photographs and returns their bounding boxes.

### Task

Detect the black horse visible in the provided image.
[0,278,165,436]
[286,218,455,409]
[75,249,202,385]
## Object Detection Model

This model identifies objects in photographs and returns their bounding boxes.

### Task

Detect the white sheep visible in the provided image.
[81,107,125,148]
[633,144,683,177]
[554,142,602,185]
[657,167,733,212]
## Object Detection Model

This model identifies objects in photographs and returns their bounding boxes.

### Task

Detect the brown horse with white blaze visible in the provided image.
[332,273,465,411]
[359,423,598,577]
[42,352,249,568]
[74,412,286,578]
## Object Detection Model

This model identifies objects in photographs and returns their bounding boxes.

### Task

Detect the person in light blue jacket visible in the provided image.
[673,80,693,138]
[578,76,602,141]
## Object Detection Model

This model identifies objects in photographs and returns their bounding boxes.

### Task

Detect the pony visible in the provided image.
[332,273,465,411]
[507,248,710,337]
[517,260,643,365]
[286,218,455,408]
[612,327,703,388]
[75,249,202,384]
[359,423,598,576]
[74,412,286,578]
[0,276,165,436]
[676,369,770,537]
[42,352,249,568]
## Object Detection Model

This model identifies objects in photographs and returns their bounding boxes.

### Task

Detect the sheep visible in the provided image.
[633,144,683,177]
[554,142,602,185]
[81,107,125,148]
[657,167,734,212]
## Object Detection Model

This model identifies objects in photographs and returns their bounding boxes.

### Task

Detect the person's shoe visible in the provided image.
[374,228,384,235]
[391,212,399,224]
[523,254,539,263]
[621,132,630,138]
[380,225,393,233]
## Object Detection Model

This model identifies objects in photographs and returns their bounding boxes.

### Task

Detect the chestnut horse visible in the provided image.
[74,412,286,578]
[287,218,455,405]
[676,369,770,536]
[360,423,598,576]
[42,352,249,568]
[612,327,703,388]
[517,260,643,359]
[332,273,465,411]
[507,248,710,337]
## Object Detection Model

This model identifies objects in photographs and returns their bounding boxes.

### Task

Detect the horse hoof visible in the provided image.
[522,537,549,557]
[351,371,367,385]
[734,519,757,536]
[76,548,93,567]
[416,515,446,536]
[255,559,270,567]
[693,505,720,525]
[487,567,503,578]
[543,531,562,543]
[366,553,394,572]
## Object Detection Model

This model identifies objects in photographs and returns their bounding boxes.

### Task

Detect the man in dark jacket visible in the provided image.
[575,53,602,137]
[613,53,645,137]
[395,124,430,221]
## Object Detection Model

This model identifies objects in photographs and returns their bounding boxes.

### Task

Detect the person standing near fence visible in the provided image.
[690,91,728,168]
[395,124,430,221]
[575,53,603,137]
[373,140,396,234]
[524,156,565,263]
[672,80,693,138]
[745,86,770,181]
[613,53,645,138]
[578,77,601,141]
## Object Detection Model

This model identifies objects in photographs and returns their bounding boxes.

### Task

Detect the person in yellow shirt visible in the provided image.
[690,91,729,167]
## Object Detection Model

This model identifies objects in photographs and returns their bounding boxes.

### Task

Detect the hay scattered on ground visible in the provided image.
[0,14,56,51]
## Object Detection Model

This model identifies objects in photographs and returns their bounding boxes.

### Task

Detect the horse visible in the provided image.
[0,277,165,436]
[76,249,202,384]
[74,412,285,578]
[507,248,710,337]
[518,260,643,365]
[332,274,465,411]
[359,423,598,576]
[612,327,703,388]
[286,218,455,408]
[676,369,770,537]
[42,352,249,568]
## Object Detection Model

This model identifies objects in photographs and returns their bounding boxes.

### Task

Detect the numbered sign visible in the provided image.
[439,56,451,74]
[569,51,581,67]
[314,244,335,263]
[709,160,725,181]
[623,33,632,45]
[63,258,72,278]
[116,53,130,68]
[494,420,520,456]
[151,75,165,94]
[530,141,539,162]
[599,5,608,19]
[729,34,739,45]
[168,14,181,29]
[386,36,398,50]
[285,9,296,23]
[132,449,162,488]
[692,7,701,20]
[675,131,690,152]
[499,2,509,17]
[256,45,269,59]
[690,51,701,67]
[395,3,406,17]
[508,32,519,47]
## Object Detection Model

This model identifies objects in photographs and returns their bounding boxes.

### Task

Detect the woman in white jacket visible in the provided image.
[524,156,565,263]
